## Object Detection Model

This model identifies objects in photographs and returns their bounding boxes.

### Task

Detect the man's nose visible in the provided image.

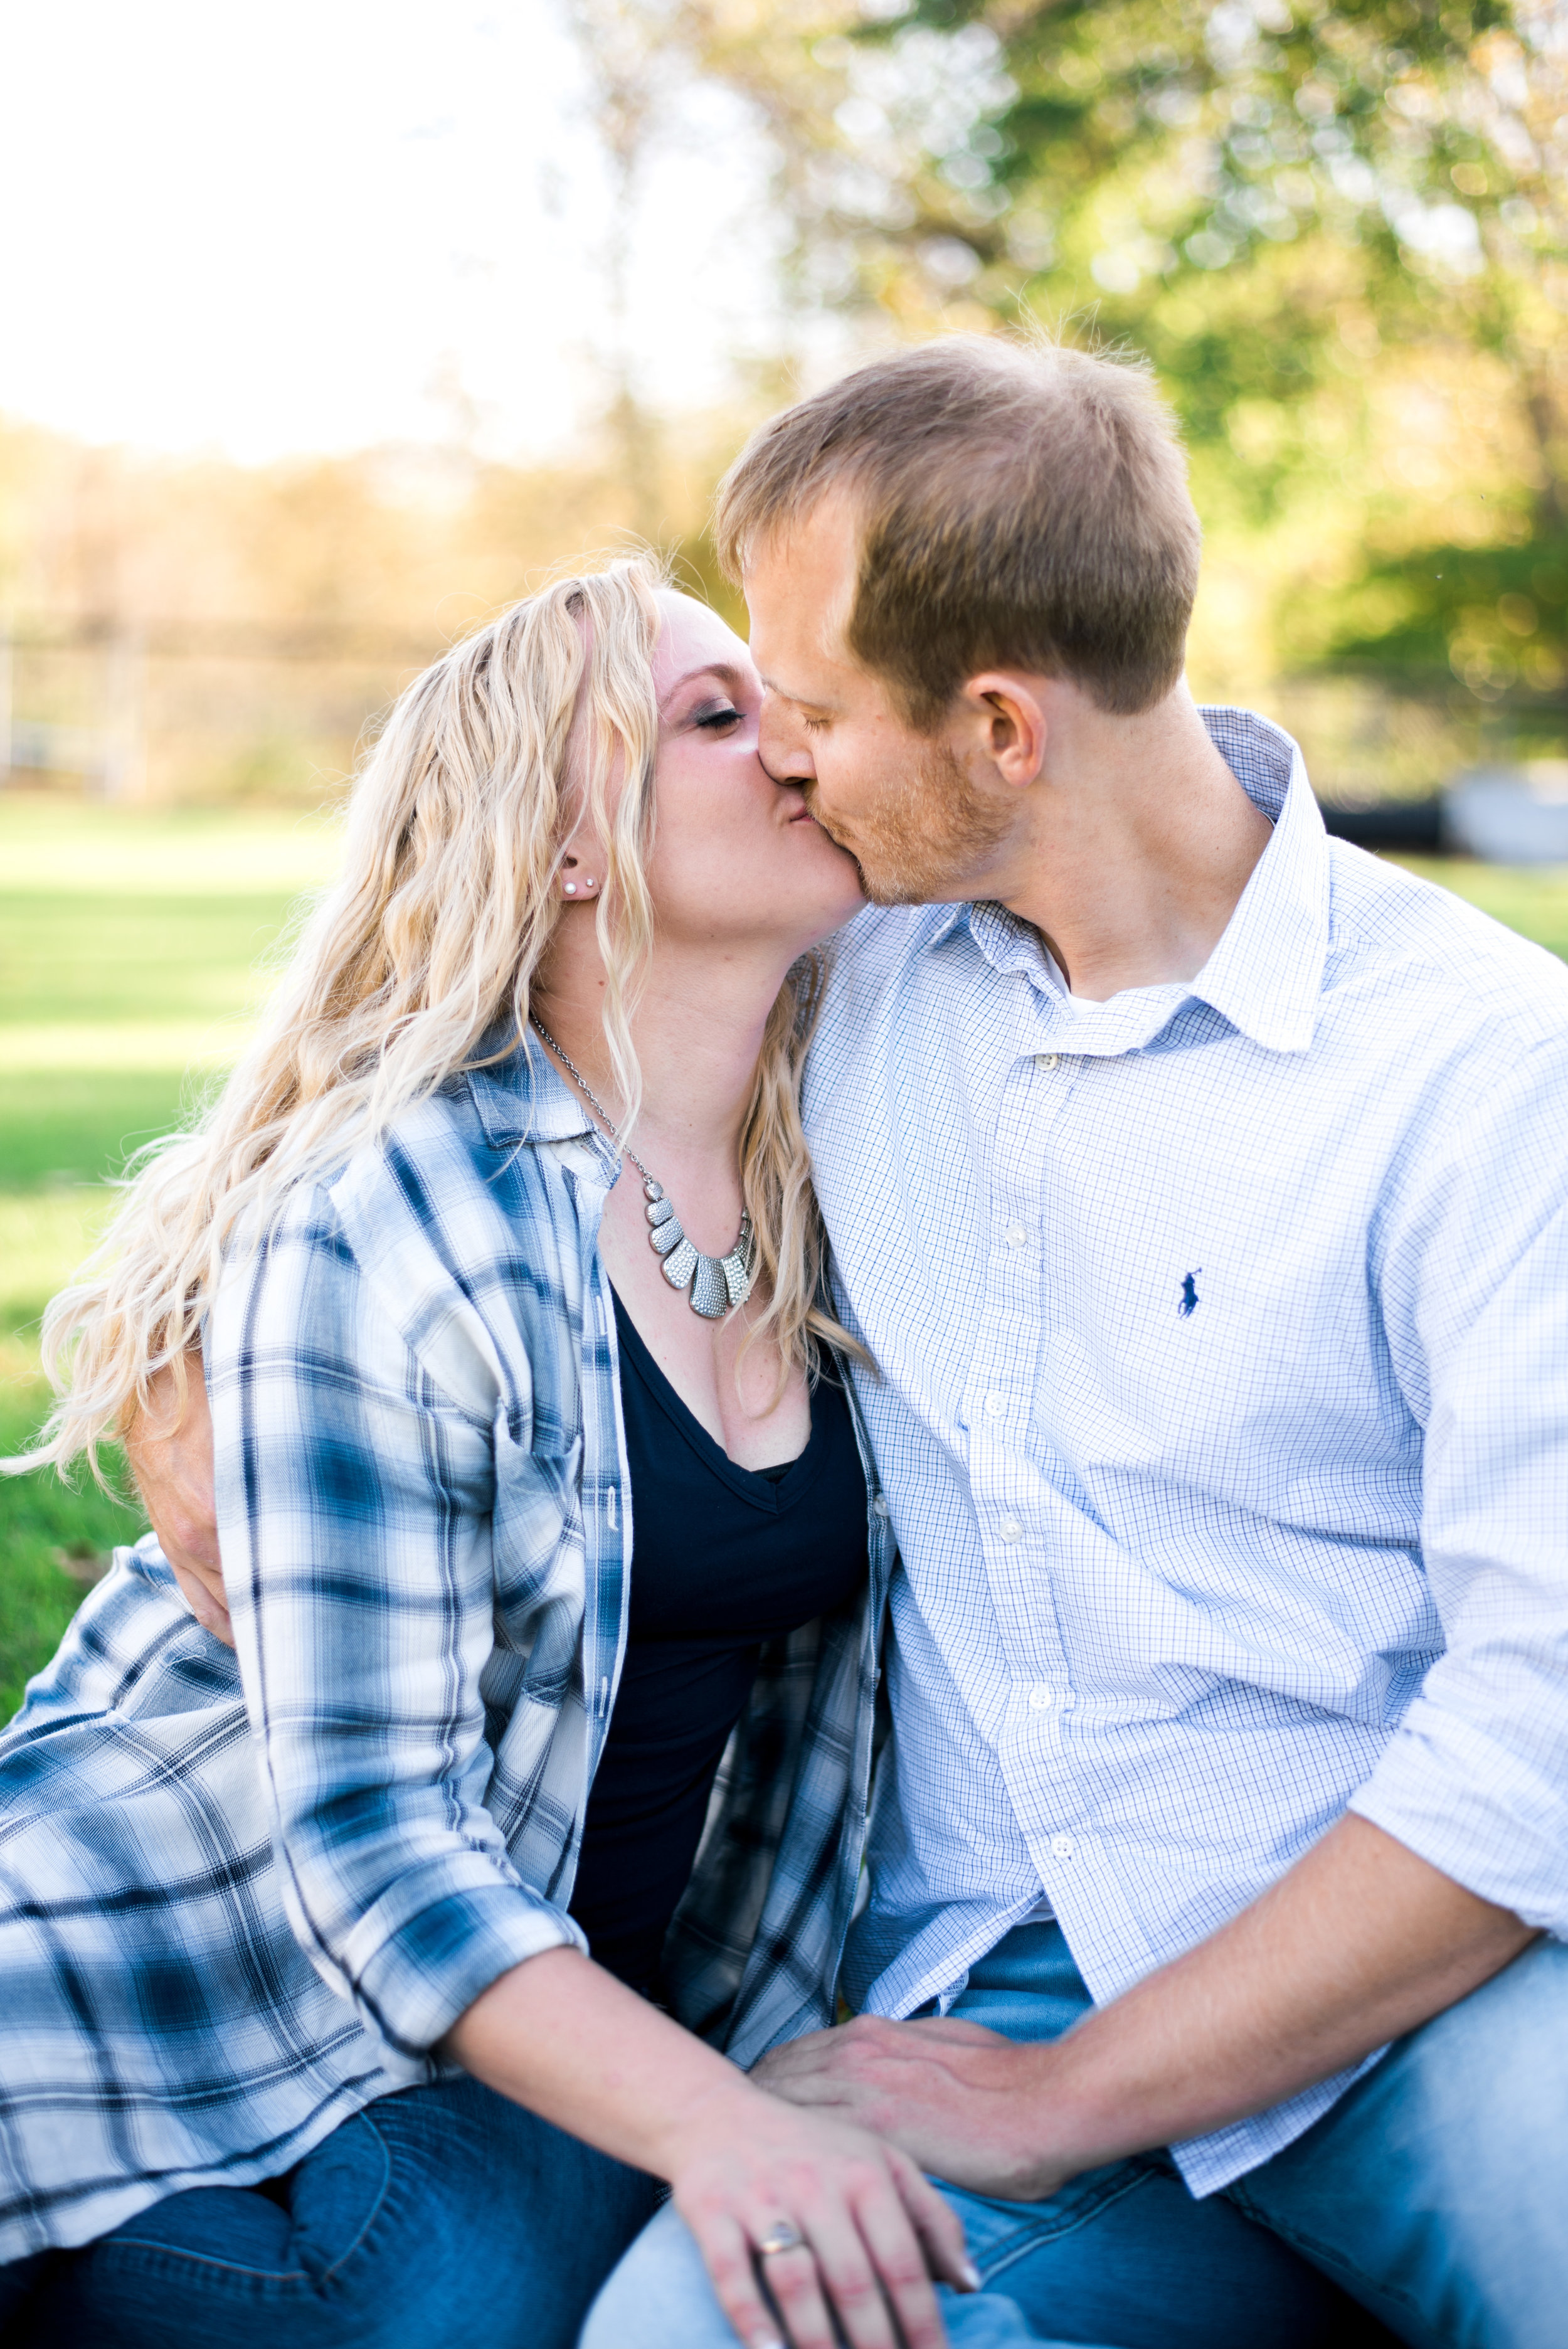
[758,704,812,790]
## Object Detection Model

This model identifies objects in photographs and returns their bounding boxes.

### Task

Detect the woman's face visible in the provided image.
[642,591,866,957]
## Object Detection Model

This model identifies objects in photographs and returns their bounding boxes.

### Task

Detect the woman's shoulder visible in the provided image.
[212,1043,600,1421]
[273,1061,592,1418]
[324,1053,558,1244]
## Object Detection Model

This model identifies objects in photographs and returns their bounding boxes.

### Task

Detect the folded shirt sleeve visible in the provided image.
[206,1178,585,2061]
[1352,1035,1568,1936]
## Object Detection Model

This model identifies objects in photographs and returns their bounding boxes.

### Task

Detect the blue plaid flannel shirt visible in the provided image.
[0,1045,891,2261]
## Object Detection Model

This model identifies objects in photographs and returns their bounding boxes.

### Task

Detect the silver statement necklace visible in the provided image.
[529,1017,755,1320]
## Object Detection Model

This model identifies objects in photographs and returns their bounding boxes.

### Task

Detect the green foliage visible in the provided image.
[657,0,1566,713]
[1301,532,1568,691]
[809,1,1563,433]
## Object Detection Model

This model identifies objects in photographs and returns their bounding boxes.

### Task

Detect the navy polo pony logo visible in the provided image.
[1179,1270,1202,1318]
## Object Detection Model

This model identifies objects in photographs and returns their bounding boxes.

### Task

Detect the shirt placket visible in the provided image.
[961,989,1080,1781]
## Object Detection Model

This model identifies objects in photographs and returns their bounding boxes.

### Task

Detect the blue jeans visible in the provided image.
[587,1921,1568,2349]
[583,1921,1377,2349]
[1,2074,662,2348]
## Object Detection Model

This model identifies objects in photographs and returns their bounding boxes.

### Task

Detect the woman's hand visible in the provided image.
[665,2091,976,2349]
[123,1349,231,1645]
[447,1947,977,2349]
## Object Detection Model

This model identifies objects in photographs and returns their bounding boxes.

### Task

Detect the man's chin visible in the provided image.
[808,811,945,908]
[856,856,938,909]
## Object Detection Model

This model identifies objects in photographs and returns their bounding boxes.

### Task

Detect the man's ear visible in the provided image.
[958,672,1049,791]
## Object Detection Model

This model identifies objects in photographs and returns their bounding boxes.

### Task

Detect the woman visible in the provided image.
[0,561,982,2349]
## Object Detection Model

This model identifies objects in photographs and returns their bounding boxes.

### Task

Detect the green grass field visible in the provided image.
[4,795,1568,1719]
[1,794,340,1715]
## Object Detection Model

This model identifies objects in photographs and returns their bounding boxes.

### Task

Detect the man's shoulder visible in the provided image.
[827,901,955,975]
[1323,840,1568,1059]
[817,903,975,1025]
[810,906,976,1104]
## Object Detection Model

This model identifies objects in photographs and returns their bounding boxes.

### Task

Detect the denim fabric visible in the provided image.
[3,2076,661,2349]
[579,2202,1113,2349]
[1226,1934,1568,2349]
[935,1926,1568,2349]
[933,1924,1393,2349]
[581,1922,1402,2349]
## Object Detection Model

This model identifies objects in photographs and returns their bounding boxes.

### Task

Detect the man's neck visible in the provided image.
[994,692,1274,1002]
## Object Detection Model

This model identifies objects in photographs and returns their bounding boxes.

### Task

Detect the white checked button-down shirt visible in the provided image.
[804,706,1568,2194]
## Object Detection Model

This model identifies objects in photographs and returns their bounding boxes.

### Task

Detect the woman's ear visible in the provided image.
[557,829,606,901]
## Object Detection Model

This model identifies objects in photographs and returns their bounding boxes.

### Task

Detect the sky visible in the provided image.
[2,0,785,464]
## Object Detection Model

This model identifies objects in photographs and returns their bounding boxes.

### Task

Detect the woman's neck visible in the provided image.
[529,929,788,1171]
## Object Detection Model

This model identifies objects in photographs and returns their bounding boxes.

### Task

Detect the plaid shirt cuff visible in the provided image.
[351,1877,589,2057]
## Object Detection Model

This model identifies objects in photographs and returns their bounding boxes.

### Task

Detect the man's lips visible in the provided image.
[794,803,857,854]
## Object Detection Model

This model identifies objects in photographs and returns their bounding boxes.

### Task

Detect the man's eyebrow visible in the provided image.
[756,671,839,712]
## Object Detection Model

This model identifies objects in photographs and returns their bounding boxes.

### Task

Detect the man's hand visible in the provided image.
[753,2015,1055,2200]
[124,1351,230,1645]
[756,1817,1537,2203]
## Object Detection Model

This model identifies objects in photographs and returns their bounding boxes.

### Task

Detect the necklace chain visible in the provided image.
[527,1015,755,1320]
[527,1015,657,1185]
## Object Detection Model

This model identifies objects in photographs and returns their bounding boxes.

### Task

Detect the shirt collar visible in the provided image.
[464,1026,604,1151]
[923,706,1329,1056]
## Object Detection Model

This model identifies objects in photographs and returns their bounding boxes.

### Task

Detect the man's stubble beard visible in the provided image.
[813,735,1015,908]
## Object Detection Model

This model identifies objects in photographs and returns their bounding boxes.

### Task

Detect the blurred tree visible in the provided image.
[600,0,1567,708]
[569,0,677,543]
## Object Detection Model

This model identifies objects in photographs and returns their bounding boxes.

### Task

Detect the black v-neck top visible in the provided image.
[567,1291,869,1997]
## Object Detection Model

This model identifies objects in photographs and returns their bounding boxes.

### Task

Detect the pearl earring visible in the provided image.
[564,882,578,895]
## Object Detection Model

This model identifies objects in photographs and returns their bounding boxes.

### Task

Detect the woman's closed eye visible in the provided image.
[692,701,744,733]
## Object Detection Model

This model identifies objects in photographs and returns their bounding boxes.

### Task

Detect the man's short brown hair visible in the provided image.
[714,334,1201,724]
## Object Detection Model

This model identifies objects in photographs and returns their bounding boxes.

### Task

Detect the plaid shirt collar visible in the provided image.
[465,1029,608,1150]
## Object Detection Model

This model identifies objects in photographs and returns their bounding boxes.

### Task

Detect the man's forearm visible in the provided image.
[756,1815,1537,2199]
[124,1347,233,1643]
[1011,1814,1535,2185]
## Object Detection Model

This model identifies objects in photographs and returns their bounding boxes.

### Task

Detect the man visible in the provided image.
[580,336,1568,2349]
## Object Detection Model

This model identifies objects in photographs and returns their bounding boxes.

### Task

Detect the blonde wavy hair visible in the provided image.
[17,556,847,1484]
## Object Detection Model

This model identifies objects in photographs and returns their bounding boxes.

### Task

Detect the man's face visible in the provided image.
[745,494,1015,906]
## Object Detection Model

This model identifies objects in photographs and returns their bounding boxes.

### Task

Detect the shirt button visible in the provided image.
[1036,1053,1061,1071]
[1005,1223,1028,1248]
[984,1392,1007,1417]
[999,1518,1024,1544]
[1051,1833,1076,1859]
[1027,1685,1053,1710]
[872,1495,890,1518]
